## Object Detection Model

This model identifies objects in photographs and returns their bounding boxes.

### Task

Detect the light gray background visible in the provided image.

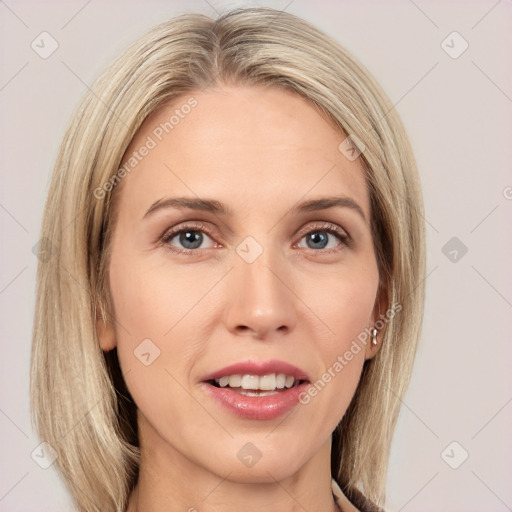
[1,1,511,511]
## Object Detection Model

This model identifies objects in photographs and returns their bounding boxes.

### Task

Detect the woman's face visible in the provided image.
[100,84,381,484]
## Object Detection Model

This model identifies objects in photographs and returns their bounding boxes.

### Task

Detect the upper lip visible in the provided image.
[201,359,310,382]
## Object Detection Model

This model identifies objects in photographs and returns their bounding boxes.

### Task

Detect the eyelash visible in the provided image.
[159,221,350,255]
[160,222,216,255]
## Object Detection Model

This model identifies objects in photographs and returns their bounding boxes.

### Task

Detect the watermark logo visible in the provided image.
[134,338,161,366]
[442,236,468,263]
[441,441,469,469]
[31,31,59,59]
[236,236,264,264]
[237,442,262,468]
[441,31,469,59]
[338,134,365,161]
[32,237,56,263]
[31,442,58,469]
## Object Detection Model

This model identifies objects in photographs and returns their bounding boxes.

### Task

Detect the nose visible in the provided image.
[224,249,298,340]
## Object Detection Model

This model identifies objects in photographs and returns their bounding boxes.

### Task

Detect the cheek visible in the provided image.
[108,252,209,345]
[297,261,379,418]
[107,256,209,439]
[107,249,227,396]
[306,260,379,350]
[107,252,184,378]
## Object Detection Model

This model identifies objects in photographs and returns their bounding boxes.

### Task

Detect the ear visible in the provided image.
[364,282,389,361]
[96,310,117,352]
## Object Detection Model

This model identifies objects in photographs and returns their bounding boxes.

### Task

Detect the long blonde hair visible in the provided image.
[30,7,425,511]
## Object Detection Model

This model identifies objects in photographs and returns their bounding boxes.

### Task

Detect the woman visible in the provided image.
[30,7,425,512]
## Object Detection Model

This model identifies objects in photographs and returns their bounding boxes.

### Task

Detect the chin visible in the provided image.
[201,441,309,484]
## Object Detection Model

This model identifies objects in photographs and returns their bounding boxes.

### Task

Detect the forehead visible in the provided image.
[116,84,370,220]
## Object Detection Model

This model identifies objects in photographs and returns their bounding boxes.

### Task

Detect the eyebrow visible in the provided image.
[143,195,366,222]
[292,196,366,222]
[143,197,231,218]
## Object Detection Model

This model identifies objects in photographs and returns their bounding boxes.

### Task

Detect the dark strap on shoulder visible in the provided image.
[344,486,385,512]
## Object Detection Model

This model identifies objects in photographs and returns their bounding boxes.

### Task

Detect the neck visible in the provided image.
[126,414,340,512]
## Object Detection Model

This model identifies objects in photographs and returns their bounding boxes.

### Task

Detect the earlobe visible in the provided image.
[364,286,388,360]
[96,317,117,352]
[364,325,382,360]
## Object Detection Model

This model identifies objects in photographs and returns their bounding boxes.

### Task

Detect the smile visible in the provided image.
[211,373,301,396]
[201,360,310,420]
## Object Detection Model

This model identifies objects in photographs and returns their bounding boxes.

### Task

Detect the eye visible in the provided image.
[160,222,218,253]
[295,222,350,253]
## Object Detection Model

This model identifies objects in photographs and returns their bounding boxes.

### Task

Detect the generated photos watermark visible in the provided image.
[93,97,198,200]
[299,301,402,405]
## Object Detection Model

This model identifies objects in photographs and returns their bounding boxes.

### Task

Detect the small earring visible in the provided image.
[371,327,378,346]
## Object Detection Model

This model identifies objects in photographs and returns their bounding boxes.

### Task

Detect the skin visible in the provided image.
[97,84,383,512]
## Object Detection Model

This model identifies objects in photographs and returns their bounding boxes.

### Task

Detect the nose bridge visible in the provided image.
[225,237,297,338]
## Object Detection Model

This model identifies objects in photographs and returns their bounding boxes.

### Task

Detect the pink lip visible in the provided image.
[201,383,309,420]
[200,359,310,421]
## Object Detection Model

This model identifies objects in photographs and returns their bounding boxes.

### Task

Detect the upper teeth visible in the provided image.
[215,374,297,390]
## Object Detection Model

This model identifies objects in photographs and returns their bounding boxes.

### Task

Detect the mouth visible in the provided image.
[200,360,310,420]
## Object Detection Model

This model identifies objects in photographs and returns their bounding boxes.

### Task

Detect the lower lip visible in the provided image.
[201,382,309,420]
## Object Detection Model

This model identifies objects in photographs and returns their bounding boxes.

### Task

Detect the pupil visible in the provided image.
[308,232,327,249]
[180,231,202,249]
